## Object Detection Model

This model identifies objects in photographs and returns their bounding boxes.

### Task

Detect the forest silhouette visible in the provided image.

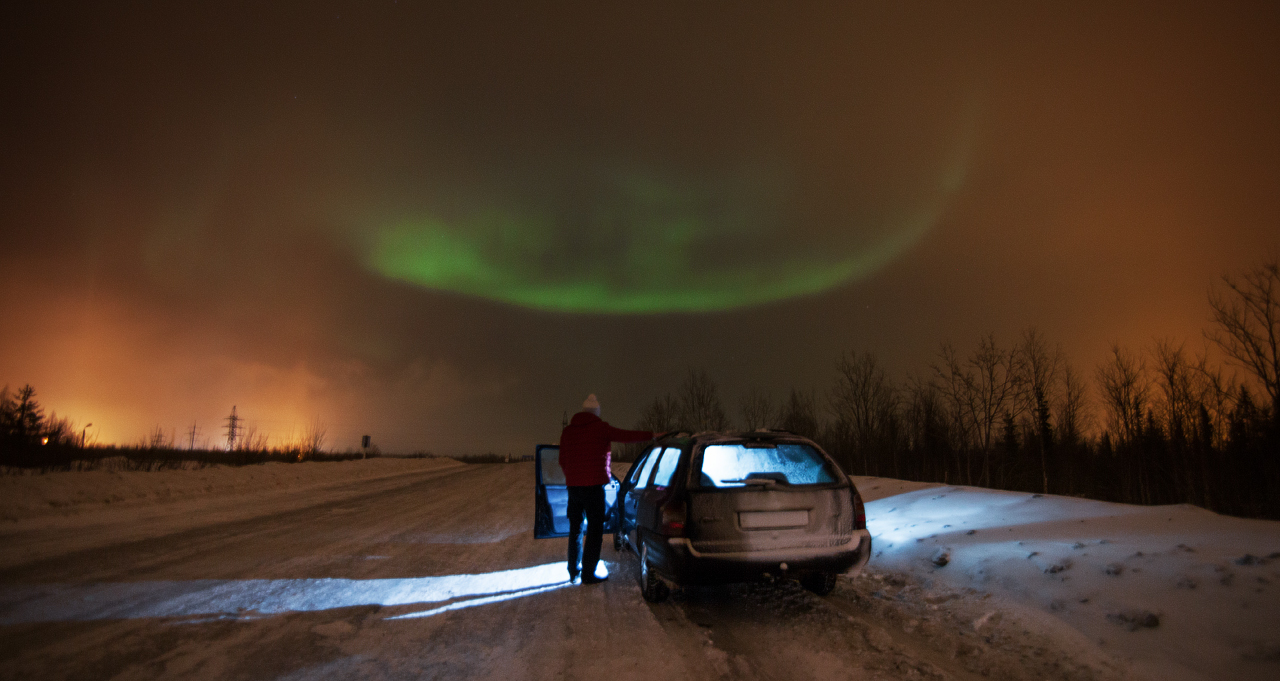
[632,260,1280,520]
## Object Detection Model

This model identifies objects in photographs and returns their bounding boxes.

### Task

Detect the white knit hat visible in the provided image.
[582,394,601,415]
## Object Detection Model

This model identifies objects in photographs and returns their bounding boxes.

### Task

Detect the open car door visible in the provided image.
[534,444,621,539]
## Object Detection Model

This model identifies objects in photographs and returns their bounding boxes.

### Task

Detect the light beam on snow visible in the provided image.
[385,583,568,620]
[0,561,594,624]
[386,561,608,619]
[866,487,1142,548]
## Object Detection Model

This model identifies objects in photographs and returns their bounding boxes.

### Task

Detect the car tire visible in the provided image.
[639,544,669,603]
[800,571,838,596]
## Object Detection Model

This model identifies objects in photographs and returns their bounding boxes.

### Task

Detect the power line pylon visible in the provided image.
[224,406,240,451]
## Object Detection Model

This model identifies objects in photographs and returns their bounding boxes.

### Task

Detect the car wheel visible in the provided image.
[800,571,838,596]
[639,544,669,603]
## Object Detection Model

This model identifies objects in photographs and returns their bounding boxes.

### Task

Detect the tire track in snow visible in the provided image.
[626,551,1132,679]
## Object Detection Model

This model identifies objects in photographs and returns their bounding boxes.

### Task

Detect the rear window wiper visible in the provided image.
[719,478,778,487]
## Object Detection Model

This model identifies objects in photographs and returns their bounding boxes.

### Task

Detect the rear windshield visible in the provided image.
[699,443,838,488]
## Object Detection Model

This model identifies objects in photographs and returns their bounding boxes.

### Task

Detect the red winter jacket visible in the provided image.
[558,411,655,486]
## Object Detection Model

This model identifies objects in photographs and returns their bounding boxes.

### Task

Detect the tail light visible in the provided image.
[660,499,686,536]
[852,490,867,531]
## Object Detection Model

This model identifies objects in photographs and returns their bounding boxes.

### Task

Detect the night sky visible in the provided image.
[2,2,1277,453]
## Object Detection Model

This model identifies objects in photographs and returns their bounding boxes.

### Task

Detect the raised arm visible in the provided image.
[605,424,657,443]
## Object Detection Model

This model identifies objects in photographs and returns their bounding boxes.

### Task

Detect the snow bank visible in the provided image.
[0,457,461,523]
[855,477,1280,681]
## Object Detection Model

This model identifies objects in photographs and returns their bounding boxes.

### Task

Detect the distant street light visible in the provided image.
[82,423,93,448]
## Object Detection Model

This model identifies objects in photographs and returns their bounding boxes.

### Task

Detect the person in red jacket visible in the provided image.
[559,393,659,584]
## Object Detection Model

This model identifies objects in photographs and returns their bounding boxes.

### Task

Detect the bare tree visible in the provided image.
[1153,339,1208,504]
[933,336,1024,486]
[1191,355,1239,451]
[738,387,777,431]
[1096,344,1149,447]
[141,426,173,450]
[1054,362,1091,495]
[1208,259,1280,414]
[235,424,269,451]
[932,342,976,483]
[1017,328,1063,493]
[301,420,327,459]
[677,369,729,433]
[778,387,820,440]
[1151,340,1247,508]
[1055,362,1091,449]
[637,393,681,432]
[903,375,951,482]
[829,351,899,477]
[1153,339,1199,444]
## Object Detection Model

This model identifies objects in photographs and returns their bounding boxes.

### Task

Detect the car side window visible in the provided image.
[627,448,655,486]
[651,447,682,489]
[633,448,662,489]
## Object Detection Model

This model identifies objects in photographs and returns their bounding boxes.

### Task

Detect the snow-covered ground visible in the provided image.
[0,457,465,569]
[0,460,1277,680]
[856,476,1280,681]
[0,456,463,523]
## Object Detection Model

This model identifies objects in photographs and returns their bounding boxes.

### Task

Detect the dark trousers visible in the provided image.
[566,485,605,579]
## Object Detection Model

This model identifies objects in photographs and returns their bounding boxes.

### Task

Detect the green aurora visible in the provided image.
[367,147,970,314]
[371,206,943,315]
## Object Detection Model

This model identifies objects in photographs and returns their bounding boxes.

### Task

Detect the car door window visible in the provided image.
[534,445,570,538]
[651,447,681,489]
[627,448,656,486]
[539,447,567,485]
[632,448,662,489]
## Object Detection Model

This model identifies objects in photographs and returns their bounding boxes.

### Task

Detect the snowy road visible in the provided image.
[0,462,1259,680]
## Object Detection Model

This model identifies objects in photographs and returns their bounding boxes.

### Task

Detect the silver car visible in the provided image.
[534,431,871,602]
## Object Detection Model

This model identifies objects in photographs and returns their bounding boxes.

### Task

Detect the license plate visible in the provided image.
[739,510,809,529]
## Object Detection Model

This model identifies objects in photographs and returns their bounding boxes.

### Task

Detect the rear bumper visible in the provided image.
[653,530,872,585]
